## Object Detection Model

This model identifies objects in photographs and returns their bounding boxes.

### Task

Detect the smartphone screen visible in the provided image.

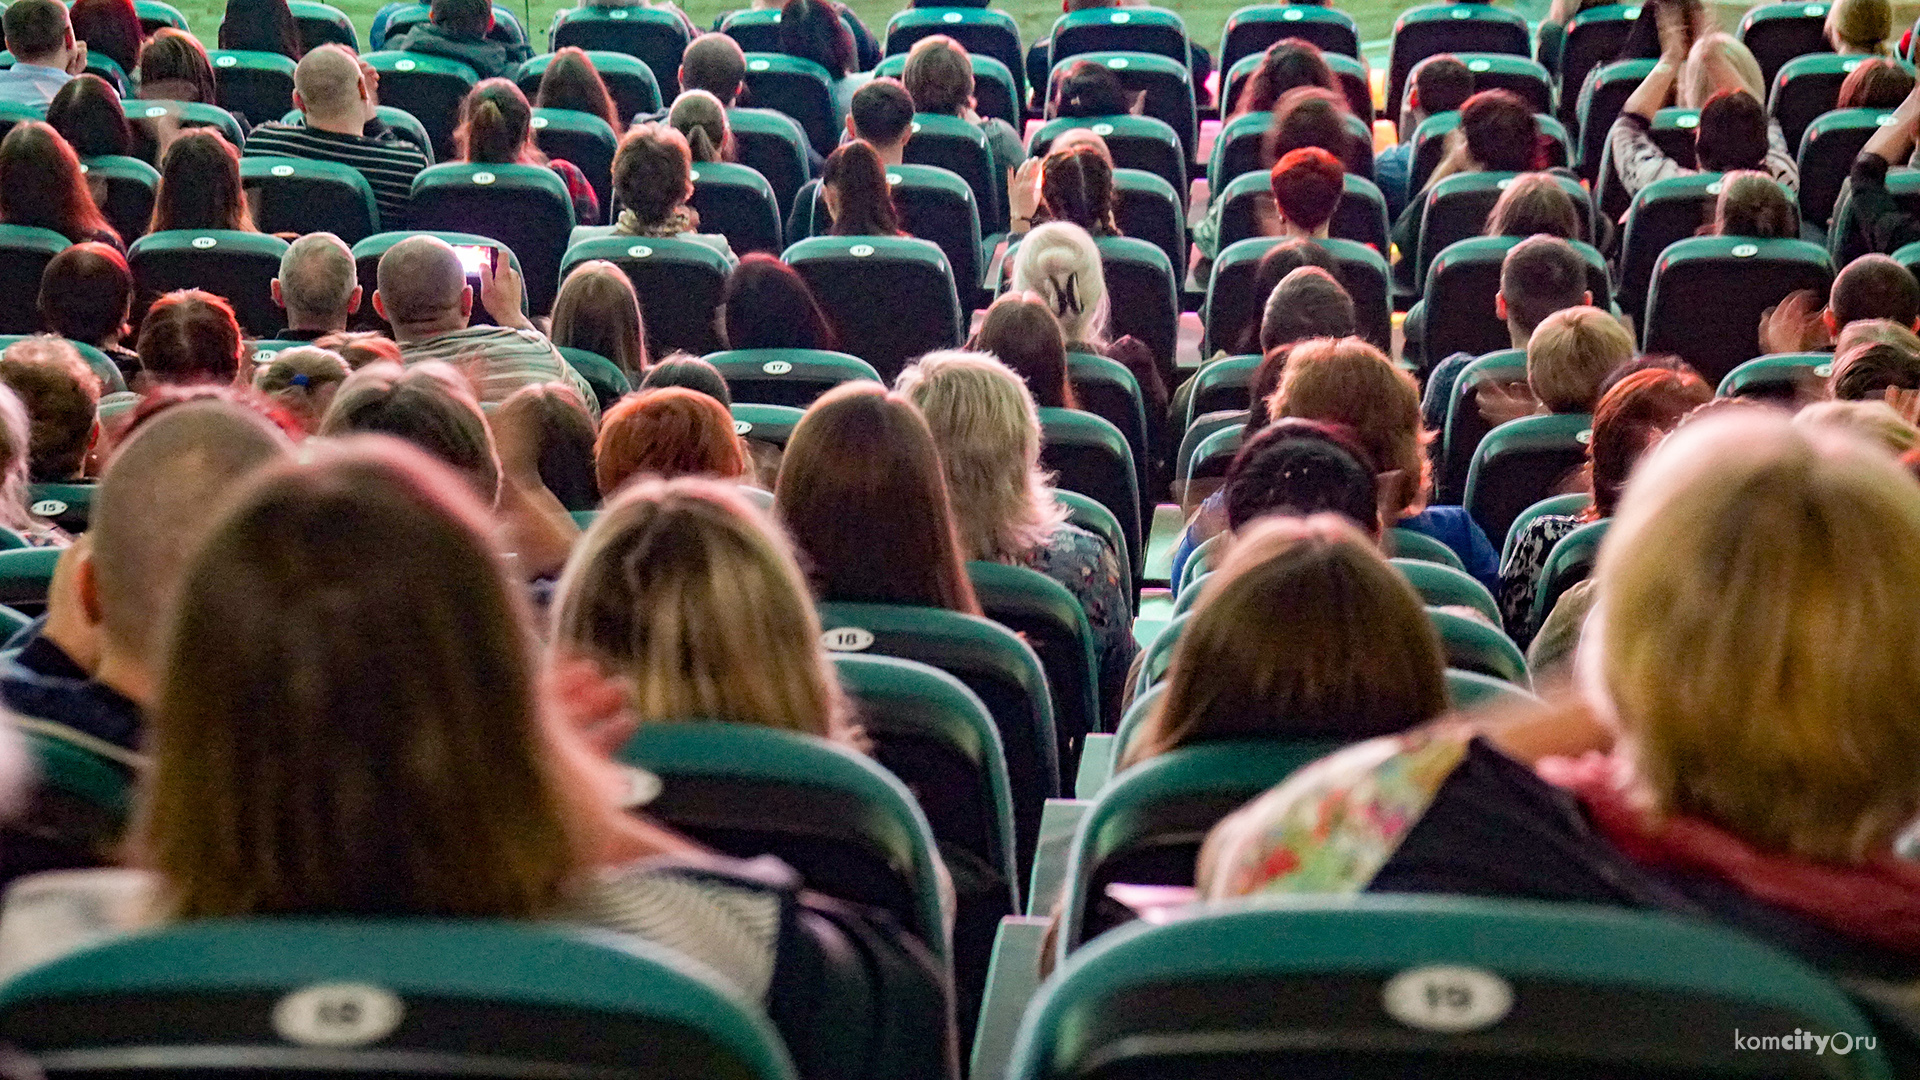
[452,244,493,276]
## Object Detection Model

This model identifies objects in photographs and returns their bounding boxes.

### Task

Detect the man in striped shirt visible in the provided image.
[372,235,600,418]
[243,45,430,231]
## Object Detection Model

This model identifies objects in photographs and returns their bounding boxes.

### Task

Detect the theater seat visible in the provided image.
[0,546,59,609]
[240,157,380,243]
[1738,0,1834,86]
[1530,516,1611,631]
[1395,558,1500,623]
[1411,236,1609,376]
[1553,3,1645,128]
[1799,107,1897,227]
[1046,52,1196,166]
[1111,167,1186,275]
[703,349,879,407]
[1429,605,1529,685]
[742,53,839,158]
[905,112,1005,232]
[1438,348,1527,503]
[1067,352,1149,494]
[688,160,782,255]
[1220,4,1360,75]
[1205,236,1392,355]
[1642,236,1833,388]
[873,51,1019,128]
[881,10,1024,120]
[1717,350,1833,400]
[1501,491,1590,563]
[1208,109,1374,197]
[1771,52,1885,153]
[80,155,157,244]
[785,235,963,382]
[548,4,689,98]
[531,108,618,215]
[967,560,1101,769]
[1386,2,1531,121]
[128,229,290,337]
[1830,166,1920,266]
[0,226,67,335]
[408,163,575,314]
[1029,114,1187,201]
[1617,171,1723,323]
[209,50,296,126]
[1463,411,1594,552]
[123,100,246,163]
[289,0,357,51]
[728,107,811,222]
[1038,407,1141,588]
[0,920,799,1080]
[133,0,190,33]
[554,346,629,412]
[374,2,524,50]
[1222,50,1372,125]
[1407,109,1571,197]
[361,51,475,161]
[1211,171,1390,255]
[1575,57,1654,180]
[562,235,732,357]
[1182,354,1260,427]
[515,50,662,123]
[1389,526,1468,571]
[23,479,100,535]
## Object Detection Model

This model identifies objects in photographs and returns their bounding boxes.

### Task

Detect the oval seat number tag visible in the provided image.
[29,500,65,517]
[821,627,874,652]
[272,983,404,1047]
[762,360,793,375]
[1381,965,1513,1033]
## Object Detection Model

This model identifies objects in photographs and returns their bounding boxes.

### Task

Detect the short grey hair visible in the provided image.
[277,232,357,324]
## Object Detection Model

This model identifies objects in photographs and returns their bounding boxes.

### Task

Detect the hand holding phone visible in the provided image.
[475,246,530,331]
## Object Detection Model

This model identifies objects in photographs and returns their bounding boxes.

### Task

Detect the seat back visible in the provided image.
[0,225,67,334]
[720,7,783,52]
[289,0,357,50]
[23,481,96,536]
[240,156,380,243]
[123,100,246,164]
[81,155,158,244]
[1386,2,1531,121]
[1576,57,1654,179]
[1530,516,1612,630]
[1093,235,1177,373]
[1205,236,1392,357]
[1799,106,1895,226]
[408,163,574,314]
[704,348,880,407]
[742,53,839,157]
[1739,0,1836,86]
[1183,354,1260,427]
[1773,52,1898,151]
[1055,488,1134,601]
[1220,5,1360,76]
[1422,51,1553,114]
[1418,235,1609,374]
[888,163,987,294]
[1011,895,1896,1080]
[1066,352,1149,502]
[1387,526,1467,571]
[1429,605,1529,685]
[872,50,1019,127]
[515,50,662,123]
[1643,236,1834,387]
[967,560,1100,769]
[905,112,1003,232]
[687,159,782,255]
[531,107,618,214]
[1463,411,1594,548]
[133,0,189,33]
[362,51,477,160]
[0,546,61,609]
[1051,6,1189,71]
[0,920,799,1080]
[1438,348,1527,503]
[1046,52,1196,165]
[562,235,732,356]
[1501,490,1591,564]
[818,601,1057,875]
[275,105,435,162]
[1717,350,1833,400]
[1038,407,1141,588]
[552,346,629,415]
[1407,110,1573,198]
[881,11,1025,118]
[1617,171,1723,322]
[1394,558,1499,623]
[785,235,963,382]
[1111,167,1185,275]
[1211,170,1388,256]
[209,49,296,125]
[128,229,289,336]
[729,106,811,219]
[1556,3,1644,127]
[1029,114,1187,198]
[549,5,689,99]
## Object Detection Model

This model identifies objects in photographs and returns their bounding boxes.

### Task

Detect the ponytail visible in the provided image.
[459,79,539,166]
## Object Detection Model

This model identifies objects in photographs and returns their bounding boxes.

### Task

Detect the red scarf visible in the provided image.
[1539,753,1920,954]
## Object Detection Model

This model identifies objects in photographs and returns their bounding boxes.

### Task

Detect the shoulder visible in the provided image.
[566,854,792,1000]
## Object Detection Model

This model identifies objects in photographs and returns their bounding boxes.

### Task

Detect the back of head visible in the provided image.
[46,74,129,159]
[976,293,1072,409]
[1795,397,1920,453]
[3,0,68,63]
[1694,88,1768,172]
[1828,0,1892,53]
[1831,252,1920,331]
[821,139,900,236]
[456,78,533,165]
[1411,54,1473,116]
[253,344,352,433]
[1830,339,1920,399]
[0,335,99,482]
[146,436,568,919]
[552,476,849,739]
[152,129,249,233]
[1249,237,1335,311]
[92,400,291,668]
[720,253,835,352]
[1040,144,1118,235]
[680,33,746,102]
[1051,59,1129,118]
[612,123,692,229]
[551,260,647,377]
[138,29,215,105]
[293,44,363,117]
[777,0,854,78]
[429,0,492,39]
[37,240,130,344]
[1485,172,1581,240]
[217,0,300,58]
[278,232,358,328]
[1595,410,1920,861]
[318,362,499,505]
[374,235,466,331]
[1223,417,1380,535]
[535,47,619,131]
[638,354,731,406]
[1048,126,1112,164]
[850,77,914,145]
[496,381,597,510]
[894,350,1061,560]
[1500,234,1589,336]
[1459,89,1539,172]
[1682,32,1765,107]
[593,385,746,495]
[1838,54,1912,108]
[1586,366,1712,518]
[777,382,977,612]
[137,289,242,386]
[1266,85,1352,164]
[1835,315,1920,357]
[1008,221,1107,347]
[0,121,111,245]
[1268,146,1344,233]
[1237,38,1335,117]
[1713,169,1799,238]
[1260,265,1355,353]
[1127,514,1446,764]
[903,35,973,115]
[1271,336,1427,516]
[1527,306,1633,413]
[313,330,402,370]
[669,89,729,164]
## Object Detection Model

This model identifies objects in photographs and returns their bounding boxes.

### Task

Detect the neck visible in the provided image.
[1508,321,1532,350]
[1277,219,1329,242]
[391,313,469,342]
[13,53,62,69]
[874,140,907,167]
[287,313,346,334]
[93,649,152,710]
[304,107,365,136]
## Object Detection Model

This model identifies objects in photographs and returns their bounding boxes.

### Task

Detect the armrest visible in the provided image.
[1025,797,1088,918]
[968,915,1050,1080]
[1074,733,1116,800]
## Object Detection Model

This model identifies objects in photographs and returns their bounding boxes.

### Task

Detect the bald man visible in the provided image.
[373,235,599,416]
[271,232,362,340]
[245,44,431,228]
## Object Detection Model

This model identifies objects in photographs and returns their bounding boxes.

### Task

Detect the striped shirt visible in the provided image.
[243,122,431,230]
[400,325,600,419]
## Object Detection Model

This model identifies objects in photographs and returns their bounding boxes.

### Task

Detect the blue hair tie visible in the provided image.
[290,373,310,388]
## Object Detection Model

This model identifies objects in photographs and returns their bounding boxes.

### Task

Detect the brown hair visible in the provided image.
[46,73,131,158]
[1039,144,1118,236]
[777,383,980,613]
[317,362,500,506]
[973,293,1075,409]
[455,78,543,166]
[1484,172,1581,240]
[0,121,116,245]
[141,438,573,919]
[137,28,216,104]
[536,46,621,133]
[1236,38,1336,118]
[1122,514,1446,767]
[0,336,100,482]
[136,289,242,386]
[551,260,647,379]
[822,139,902,237]
[1712,169,1799,239]
[36,241,130,346]
[594,386,746,495]
[312,330,402,369]
[1269,336,1430,517]
[1837,54,1913,108]
[901,33,971,114]
[151,129,253,233]
[612,123,692,228]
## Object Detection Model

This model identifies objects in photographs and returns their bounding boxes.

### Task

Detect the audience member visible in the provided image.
[1010,144,1119,239]
[0,337,100,484]
[535,46,622,133]
[0,123,120,248]
[1421,235,1594,431]
[1762,252,1920,354]
[1008,222,1163,412]
[845,77,912,166]
[595,386,746,496]
[678,32,746,104]
[1392,89,1541,258]
[668,89,732,163]
[218,0,302,58]
[1831,339,1920,399]
[313,329,402,369]
[135,28,215,104]
[972,294,1075,409]
[37,243,136,380]
[902,35,1024,175]
[638,354,730,405]
[148,130,253,233]
[1483,172,1582,240]
[253,346,352,436]
[585,124,734,261]
[1378,54,1473,217]
[1049,60,1131,119]
[319,361,500,504]
[455,79,599,225]
[1795,396,1919,452]
[494,381,598,511]
[1711,169,1798,238]
[719,254,837,352]
[1232,38,1338,120]
[778,0,864,115]
[1257,265,1354,357]
[821,140,904,237]
[390,0,528,79]
[1837,54,1912,108]
[67,0,141,75]
[1198,86,1359,265]
[0,0,85,108]
[136,289,243,390]
[0,384,63,547]
[46,74,130,162]
[1826,0,1891,54]
[550,260,647,379]
[270,232,361,341]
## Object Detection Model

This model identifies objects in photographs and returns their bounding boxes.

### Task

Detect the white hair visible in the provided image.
[1009,221,1109,349]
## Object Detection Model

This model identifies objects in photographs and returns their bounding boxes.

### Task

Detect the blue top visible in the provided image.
[1169,497,1499,594]
[1375,140,1414,222]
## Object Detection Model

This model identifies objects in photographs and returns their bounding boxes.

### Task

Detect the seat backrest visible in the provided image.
[719,7,782,52]
[887,162,986,292]
[209,49,295,126]
[1037,407,1141,585]
[1530,516,1612,630]
[1643,236,1834,387]
[1717,350,1834,399]
[1831,164,1920,266]
[0,225,67,335]
[1110,167,1185,276]
[903,113,1002,232]
[1738,0,1836,87]
[1772,52,1894,151]
[784,235,962,383]
[1462,411,1594,552]
[967,560,1100,769]
[1066,352,1149,499]
[688,159,782,255]
[1184,354,1261,427]
[531,107,618,214]
[408,163,574,314]
[1220,5,1360,75]
[361,52,478,160]
[127,229,290,337]
[1799,106,1896,226]
[133,0,189,33]
[1421,51,1553,114]
[1393,558,1500,623]
[239,156,380,243]
[1387,526,1467,571]
[0,919,800,1080]
[24,480,98,538]
[549,4,688,99]
[729,106,811,219]
[554,346,630,414]
[289,0,357,51]
[1439,348,1527,504]
[1386,2,1531,122]
[1594,106,1703,224]
[1428,605,1529,685]
[1576,57,1655,179]
[1222,50,1371,124]
[704,348,879,408]
[1204,236,1392,357]
[562,235,733,356]
[1413,169,1589,294]
[742,53,838,157]
[1556,3,1645,127]
[1051,6,1189,70]
[1501,490,1590,564]
[817,601,1057,876]
[123,100,246,164]
[1054,487,1136,596]
[515,50,662,122]
[1029,115,1186,197]
[1213,170,1386,258]
[1093,235,1177,373]
[872,50,1019,126]
[1011,895,1896,1080]
[1417,235,1609,374]
[731,402,803,454]
[1046,52,1196,165]
[81,155,158,245]
[0,545,63,608]
[1617,171,1723,321]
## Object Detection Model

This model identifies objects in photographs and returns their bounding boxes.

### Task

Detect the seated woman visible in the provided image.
[253,345,352,437]
[668,89,732,163]
[1709,169,1799,238]
[1232,38,1339,121]
[594,386,747,497]
[1123,511,1447,769]
[1009,144,1120,240]
[148,130,254,233]
[821,140,906,237]
[1837,55,1912,109]
[218,0,302,58]
[455,79,599,227]
[897,350,1136,725]
[1202,408,1920,983]
[1048,60,1133,121]
[778,0,867,118]
[550,260,647,380]
[135,28,216,104]
[776,383,980,614]
[0,123,121,250]
[574,124,734,263]
[1496,365,1710,642]
[1826,0,1892,55]
[69,0,145,75]
[972,293,1076,410]
[720,254,838,352]
[47,74,132,163]
[535,47,624,136]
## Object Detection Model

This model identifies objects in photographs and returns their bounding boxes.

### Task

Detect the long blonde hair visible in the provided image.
[895,350,1065,561]
[550,477,855,743]
[1592,411,1920,862]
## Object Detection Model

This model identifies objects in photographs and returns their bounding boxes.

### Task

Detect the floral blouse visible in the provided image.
[1015,518,1135,716]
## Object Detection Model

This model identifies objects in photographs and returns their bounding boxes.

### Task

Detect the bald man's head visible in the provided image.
[91,402,292,666]
[293,44,367,120]
[682,33,746,103]
[276,232,359,331]
[373,236,469,336]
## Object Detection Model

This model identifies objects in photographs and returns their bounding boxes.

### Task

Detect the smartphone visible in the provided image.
[452,244,495,276]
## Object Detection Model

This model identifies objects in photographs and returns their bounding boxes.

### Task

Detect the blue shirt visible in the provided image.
[1375,140,1414,221]
[1171,497,1499,594]
[0,62,71,108]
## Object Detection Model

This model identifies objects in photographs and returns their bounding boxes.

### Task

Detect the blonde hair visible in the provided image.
[895,350,1065,561]
[1593,411,1920,862]
[1526,306,1633,413]
[1827,0,1892,54]
[1792,398,1919,453]
[1009,221,1108,348]
[1680,32,1765,109]
[1268,336,1430,517]
[0,384,36,537]
[550,477,855,743]
[254,345,351,436]
[667,88,730,163]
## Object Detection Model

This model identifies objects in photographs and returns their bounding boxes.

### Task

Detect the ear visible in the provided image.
[1581,290,1593,306]
[347,283,364,314]
[459,285,473,318]
[1374,469,1406,528]
[371,290,388,321]
[1495,292,1508,321]
[292,90,308,112]
[845,113,858,139]
[1824,308,1840,335]
[270,279,285,309]
[76,551,103,629]
[1127,90,1147,116]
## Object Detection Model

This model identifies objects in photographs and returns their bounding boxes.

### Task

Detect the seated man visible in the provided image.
[1421,235,1592,433]
[390,0,530,79]
[902,36,1025,178]
[270,232,363,342]
[677,31,821,172]
[245,45,432,230]
[36,243,137,382]
[1378,55,1473,220]
[0,337,99,484]
[373,235,599,417]
[1762,252,1920,354]
[0,0,85,108]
